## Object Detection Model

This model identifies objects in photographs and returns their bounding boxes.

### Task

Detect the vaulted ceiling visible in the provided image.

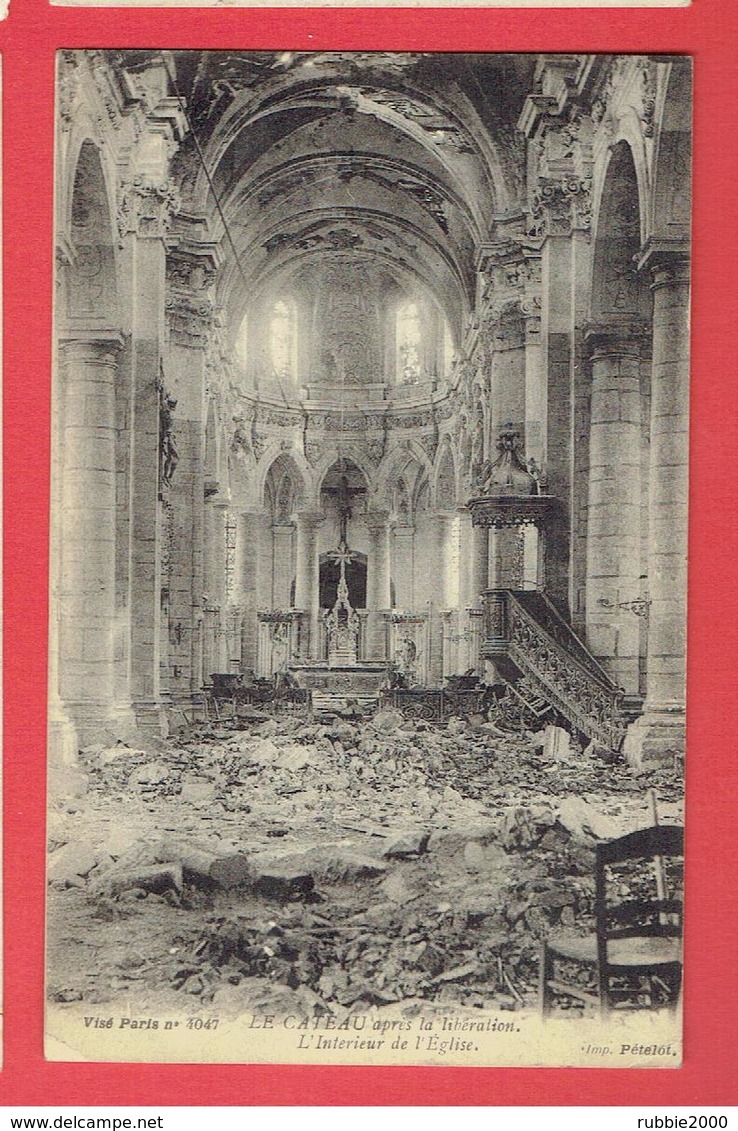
[136,51,535,349]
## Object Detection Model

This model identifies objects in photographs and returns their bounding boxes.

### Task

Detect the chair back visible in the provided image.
[595,824,684,954]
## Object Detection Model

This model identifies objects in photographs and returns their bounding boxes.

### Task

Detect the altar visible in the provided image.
[289,524,388,710]
[288,661,387,698]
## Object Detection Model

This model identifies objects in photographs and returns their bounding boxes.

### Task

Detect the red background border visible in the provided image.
[3,1,738,1105]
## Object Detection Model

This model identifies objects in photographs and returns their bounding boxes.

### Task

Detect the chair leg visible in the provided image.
[598,964,610,1019]
[540,941,554,1019]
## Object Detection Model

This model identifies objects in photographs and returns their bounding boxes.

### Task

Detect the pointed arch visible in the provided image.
[312,446,375,498]
[255,444,312,511]
[372,438,434,507]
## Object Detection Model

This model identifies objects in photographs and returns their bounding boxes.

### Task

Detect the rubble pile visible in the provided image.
[47,708,682,1016]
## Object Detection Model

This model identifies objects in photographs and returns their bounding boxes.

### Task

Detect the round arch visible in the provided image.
[651,60,692,242]
[590,140,651,328]
[62,140,119,328]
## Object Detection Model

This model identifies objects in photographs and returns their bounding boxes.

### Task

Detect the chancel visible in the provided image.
[50,51,691,769]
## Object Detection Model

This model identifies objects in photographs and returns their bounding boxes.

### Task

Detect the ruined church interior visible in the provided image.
[47,51,690,1022]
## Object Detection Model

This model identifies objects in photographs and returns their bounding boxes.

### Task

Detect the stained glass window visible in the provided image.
[270,298,295,378]
[397,301,422,384]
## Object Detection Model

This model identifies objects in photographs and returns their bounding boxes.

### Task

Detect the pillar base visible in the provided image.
[48,708,79,768]
[61,700,137,750]
[622,705,685,772]
[132,699,169,738]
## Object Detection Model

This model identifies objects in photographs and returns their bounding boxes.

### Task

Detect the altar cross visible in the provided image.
[322,473,366,551]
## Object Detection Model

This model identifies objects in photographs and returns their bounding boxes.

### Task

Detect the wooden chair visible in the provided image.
[540,824,683,1017]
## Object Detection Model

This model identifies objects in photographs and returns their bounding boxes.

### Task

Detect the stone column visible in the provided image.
[584,324,644,692]
[204,494,229,674]
[625,246,690,766]
[522,286,544,597]
[519,69,595,612]
[271,523,295,608]
[56,333,133,743]
[126,212,173,731]
[164,233,220,702]
[469,523,490,606]
[117,93,186,732]
[294,511,324,659]
[457,510,472,610]
[392,524,415,609]
[539,227,574,614]
[234,510,263,672]
[539,207,591,612]
[427,512,458,683]
[523,254,545,467]
[365,511,392,660]
[437,512,459,607]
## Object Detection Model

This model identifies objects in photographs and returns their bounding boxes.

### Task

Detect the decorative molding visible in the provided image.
[481,589,634,750]
[529,175,592,238]
[58,53,81,133]
[468,494,554,529]
[637,237,691,283]
[165,293,214,346]
[117,175,181,242]
[584,319,650,358]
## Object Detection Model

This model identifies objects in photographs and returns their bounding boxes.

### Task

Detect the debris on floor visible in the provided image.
[47,709,683,1017]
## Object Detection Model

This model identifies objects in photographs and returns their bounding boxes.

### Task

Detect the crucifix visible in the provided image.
[321,469,367,632]
[323,472,366,554]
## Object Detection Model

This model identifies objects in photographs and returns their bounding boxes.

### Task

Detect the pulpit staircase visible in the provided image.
[482,589,642,751]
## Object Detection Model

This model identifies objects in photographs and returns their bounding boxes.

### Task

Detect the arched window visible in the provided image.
[396,301,422,384]
[270,298,296,378]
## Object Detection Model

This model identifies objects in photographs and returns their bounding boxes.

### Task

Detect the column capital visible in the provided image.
[295,510,325,529]
[364,510,391,533]
[166,292,215,348]
[637,237,691,284]
[529,174,592,239]
[117,175,181,243]
[584,319,649,359]
[58,329,125,363]
[166,238,222,349]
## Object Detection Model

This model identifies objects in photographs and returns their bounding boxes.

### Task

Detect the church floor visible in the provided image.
[47,708,682,1022]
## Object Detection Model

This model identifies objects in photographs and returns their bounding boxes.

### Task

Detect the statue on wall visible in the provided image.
[396,634,417,680]
[271,620,290,677]
[230,414,252,461]
[159,382,179,489]
[527,457,548,495]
